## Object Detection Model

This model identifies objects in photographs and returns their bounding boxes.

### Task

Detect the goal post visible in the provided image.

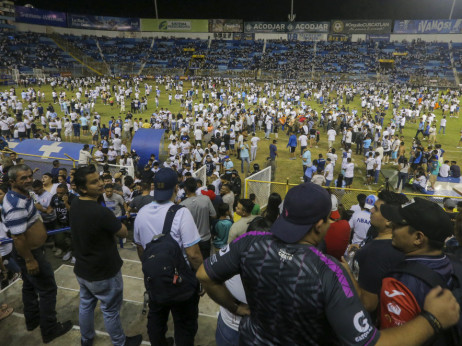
[244,166,271,209]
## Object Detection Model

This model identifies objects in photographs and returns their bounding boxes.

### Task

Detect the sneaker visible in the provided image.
[124,334,143,346]
[42,320,72,344]
[54,249,63,258]
[71,257,76,264]
[62,251,72,261]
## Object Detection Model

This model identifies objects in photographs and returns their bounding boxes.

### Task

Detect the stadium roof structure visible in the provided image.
[17,0,462,22]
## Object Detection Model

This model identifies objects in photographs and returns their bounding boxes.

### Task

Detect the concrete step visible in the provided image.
[0,257,219,345]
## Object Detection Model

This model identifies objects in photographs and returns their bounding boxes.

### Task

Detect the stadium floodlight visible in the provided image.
[449,0,456,19]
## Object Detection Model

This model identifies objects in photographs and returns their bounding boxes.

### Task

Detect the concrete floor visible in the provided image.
[0,246,219,346]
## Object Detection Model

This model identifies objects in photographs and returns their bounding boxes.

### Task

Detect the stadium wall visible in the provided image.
[13,21,462,43]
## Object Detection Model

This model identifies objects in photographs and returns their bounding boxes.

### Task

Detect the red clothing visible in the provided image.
[324,220,351,261]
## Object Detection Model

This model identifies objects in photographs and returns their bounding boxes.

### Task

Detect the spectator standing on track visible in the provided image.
[2,164,72,343]
[70,165,141,346]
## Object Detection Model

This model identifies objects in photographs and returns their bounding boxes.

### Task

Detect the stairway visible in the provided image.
[48,31,111,76]
[0,246,218,345]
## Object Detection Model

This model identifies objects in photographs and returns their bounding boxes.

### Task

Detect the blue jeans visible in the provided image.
[374,170,380,183]
[325,179,332,187]
[216,313,240,346]
[241,157,250,174]
[76,271,125,346]
[397,172,408,189]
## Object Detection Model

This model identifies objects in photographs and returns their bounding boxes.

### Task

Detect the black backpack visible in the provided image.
[142,204,199,306]
[389,257,462,346]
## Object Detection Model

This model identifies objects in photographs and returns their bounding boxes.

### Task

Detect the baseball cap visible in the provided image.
[381,198,453,243]
[330,194,340,220]
[153,168,178,202]
[443,198,456,209]
[224,155,230,159]
[271,183,332,243]
[364,194,378,210]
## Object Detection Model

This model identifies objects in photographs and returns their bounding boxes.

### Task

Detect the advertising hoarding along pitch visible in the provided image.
[15,6,67,27]
[141,19,209,32]
[330,19,392,34]
[209,19,243,32]
[68,14,140,31]
[393,19,462,34]
[244,21,330,33]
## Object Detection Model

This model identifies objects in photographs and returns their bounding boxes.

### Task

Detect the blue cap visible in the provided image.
[153,168,178,202]
[271,183,332,243]
[364,194,378,210]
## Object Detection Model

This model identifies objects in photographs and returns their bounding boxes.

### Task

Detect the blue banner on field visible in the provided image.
[68,14,140,31]
[393,19,462,34]
[15,6,67,27]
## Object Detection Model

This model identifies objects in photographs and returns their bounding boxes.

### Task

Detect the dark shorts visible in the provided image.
[18,131,26,138]
[1,130,10,136]
[290,146,296,153]
[384,151,391,156]
[82,125,88,131]
[73,129,80,136]
[92,135,98,141]
[367,169,374,177]
[345,177,353,186]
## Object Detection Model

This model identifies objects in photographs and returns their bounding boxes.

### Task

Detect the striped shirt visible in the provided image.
[2,190,39,235]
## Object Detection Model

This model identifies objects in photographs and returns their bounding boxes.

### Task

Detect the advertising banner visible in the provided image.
[209,19,243,32]
[330,19,392,34]
[233,33,255,40]
[393,19,462,34]
[292,33,324,41]
[68,14,140,31]
[327,34,351,42]
[244,21,329,33]
[140,19,208,32]
[366,34,390,42]
[15,6,67,27]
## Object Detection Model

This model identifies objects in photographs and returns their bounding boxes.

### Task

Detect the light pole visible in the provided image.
[449,0,456,19]
[154,0,159,19]
[288,0,296,22]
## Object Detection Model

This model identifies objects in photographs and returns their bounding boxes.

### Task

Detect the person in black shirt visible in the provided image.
[344,191,408,314]
[197,183,460,345]
[450,161,461,178]
[70,165,142,346]
[50,183,75,260]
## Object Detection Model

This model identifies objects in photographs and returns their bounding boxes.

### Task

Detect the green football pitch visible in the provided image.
[2,80,462,190]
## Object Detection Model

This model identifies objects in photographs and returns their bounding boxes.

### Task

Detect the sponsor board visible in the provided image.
[141,19,208,32]
[393,19,462,34]
[331,19,392,34]
[15,6,67,27]
[245,21,329,33]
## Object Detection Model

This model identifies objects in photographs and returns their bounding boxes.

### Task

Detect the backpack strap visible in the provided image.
[390,260,448,289]
[162,204,185,236]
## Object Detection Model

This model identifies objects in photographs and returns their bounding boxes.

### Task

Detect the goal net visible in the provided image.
[244,166,271,209]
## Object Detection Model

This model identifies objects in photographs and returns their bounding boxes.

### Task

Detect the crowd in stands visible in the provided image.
[0,32,458,83]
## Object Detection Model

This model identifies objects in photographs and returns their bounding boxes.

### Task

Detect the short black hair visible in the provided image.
[32,179,43,188]
[238,198,255,214]
[377,190,409,206]
[184,178,197,193]
[74,165,97,195]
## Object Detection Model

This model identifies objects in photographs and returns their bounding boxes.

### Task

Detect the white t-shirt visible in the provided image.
[325,163,334,180]
[374,157,382,171]
[348,210,371,245]
[134,201,201,261]
[345,163,355,178]
[250,136,260,147]
[439,164,450,178]
[298,135,308,147]
[327,129,337,141]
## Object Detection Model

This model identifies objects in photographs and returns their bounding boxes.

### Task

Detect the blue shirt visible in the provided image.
[287,135,297,148]
[304,165,317,179]
[270,144,277,159]
[302,150,312,167]
[2,190,40,235]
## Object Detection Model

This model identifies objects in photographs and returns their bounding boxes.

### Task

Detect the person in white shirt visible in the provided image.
[250,134,260,162]
[112,135,122,156]
[373,152,381,184]
[78,144,92,167]
[298,134,308,156]
[324,158,334,187]
[439,116,447,134]
[365,152,375,185]
[327,128,336,148]
[348,195,375,247]
[439,160,450,178]
[344,158,354,188]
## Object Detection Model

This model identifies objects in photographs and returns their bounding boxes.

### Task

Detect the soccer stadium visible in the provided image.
[1,0,462,344]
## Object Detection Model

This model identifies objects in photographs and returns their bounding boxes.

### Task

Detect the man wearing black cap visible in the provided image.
[379,197,461,341]
[134,168,203,345]
[197,183,460,345]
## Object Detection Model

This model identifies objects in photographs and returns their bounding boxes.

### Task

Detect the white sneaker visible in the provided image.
[62,251,72,261]
[122,238,127,244]
[70,257,76,264]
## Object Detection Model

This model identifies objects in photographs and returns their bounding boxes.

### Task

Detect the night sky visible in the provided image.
[15,0,462,21]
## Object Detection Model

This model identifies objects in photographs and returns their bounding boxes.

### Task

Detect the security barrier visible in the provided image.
[245,179,462,211]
